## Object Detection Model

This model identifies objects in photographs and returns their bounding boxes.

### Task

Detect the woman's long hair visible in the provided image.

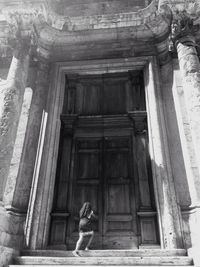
[79,202,92,218]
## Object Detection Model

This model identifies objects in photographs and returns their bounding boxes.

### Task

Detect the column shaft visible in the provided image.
[176,41,200,175]
[0,54,29,201]
[3,60,50,212]
[0,41,31,265]
[173,27,200,263]
[13,60,50,212]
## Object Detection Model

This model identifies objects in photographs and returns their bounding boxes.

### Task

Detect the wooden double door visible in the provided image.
[49,71,158,249]
[67,135,137,249]
[49,122,158,249]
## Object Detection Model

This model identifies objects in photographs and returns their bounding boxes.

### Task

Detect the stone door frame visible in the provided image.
[27,56,183,250]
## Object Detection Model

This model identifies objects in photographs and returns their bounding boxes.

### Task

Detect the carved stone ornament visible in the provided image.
[170,10,200,47]
[5,11,39,59]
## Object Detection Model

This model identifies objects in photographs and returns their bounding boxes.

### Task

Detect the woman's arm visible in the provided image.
[91,210,98,220]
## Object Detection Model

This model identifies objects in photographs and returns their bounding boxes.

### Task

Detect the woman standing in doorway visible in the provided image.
[73,202,96,256]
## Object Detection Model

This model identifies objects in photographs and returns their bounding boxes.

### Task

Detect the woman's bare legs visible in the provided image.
[85,231,94,250]
[73,233,84,256]
[73,231,94,256]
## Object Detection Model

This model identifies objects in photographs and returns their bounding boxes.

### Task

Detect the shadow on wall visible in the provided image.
[144,59,193,250]
[137,135,190,250]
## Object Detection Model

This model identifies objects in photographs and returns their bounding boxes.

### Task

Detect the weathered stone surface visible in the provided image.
[0,0,171,61]
[160,60,190,208]
[49,0,148,17]
[13,60,50,213]
[0,54,29,201]
[0,67,10,81]
[169,9,200,265]
[0,207,23,266]
[172,59,200,206]
[14,255,193,266]
[0,245,19,267]
[21,249,187,257]
[145,58,183,249]
[36,0,171,61]
[186,207,200,266]
[0,207,25,248]
[3,87,33,210]
[176,40,200,186]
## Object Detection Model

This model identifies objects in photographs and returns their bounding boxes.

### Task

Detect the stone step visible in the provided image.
[14,256,193,266]
[21,249,187,257]
[10,266,194,267]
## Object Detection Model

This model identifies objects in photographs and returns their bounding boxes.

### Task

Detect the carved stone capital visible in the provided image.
[8,21,33,59]
[4,10,42,59]
[170,10,199,47]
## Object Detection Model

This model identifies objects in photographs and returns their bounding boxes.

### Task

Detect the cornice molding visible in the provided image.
[0,0,199,61]
[45,0,159,31]
[36,0,172,60]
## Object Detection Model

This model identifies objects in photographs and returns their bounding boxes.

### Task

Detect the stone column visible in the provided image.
[0,31,31,267]
[171,13,200,179]
[171,11,200,265]
[10,59,50,213]
[0,37,30,202]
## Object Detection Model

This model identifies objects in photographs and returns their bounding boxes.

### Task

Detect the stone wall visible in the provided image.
[0,55,29,202]
[0,245,19,267]
[0,206,24,267]
[50,0,149,17]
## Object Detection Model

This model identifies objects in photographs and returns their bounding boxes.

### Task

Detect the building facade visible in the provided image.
[0,0,200,266]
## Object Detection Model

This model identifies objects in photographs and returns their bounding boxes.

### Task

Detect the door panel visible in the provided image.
[136,133,152,208]
[103,137,138,248]
[103,78,126,114]
[133,126,156,212]
[78,153,99,179]
[64,72,146,116]
[65,136,138,249]
[66,139,103,249]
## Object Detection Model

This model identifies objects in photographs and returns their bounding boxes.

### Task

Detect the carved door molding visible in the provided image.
[26,57,183,250]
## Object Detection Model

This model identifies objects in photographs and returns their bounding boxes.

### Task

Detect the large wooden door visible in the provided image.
[49,71,159,249]
[66,136,137,249]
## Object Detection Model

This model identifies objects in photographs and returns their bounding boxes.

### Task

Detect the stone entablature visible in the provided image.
[46,0,163,31]
[48,0,150,17]
[0,0,170,61]
[0,0,199,62]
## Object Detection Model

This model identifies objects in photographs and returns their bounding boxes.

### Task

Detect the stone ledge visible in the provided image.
[0,207,25,248]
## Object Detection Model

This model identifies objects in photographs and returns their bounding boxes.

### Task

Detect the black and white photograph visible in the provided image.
[0,0,200,266]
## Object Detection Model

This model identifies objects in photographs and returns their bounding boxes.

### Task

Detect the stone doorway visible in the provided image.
[27,58,183,251]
